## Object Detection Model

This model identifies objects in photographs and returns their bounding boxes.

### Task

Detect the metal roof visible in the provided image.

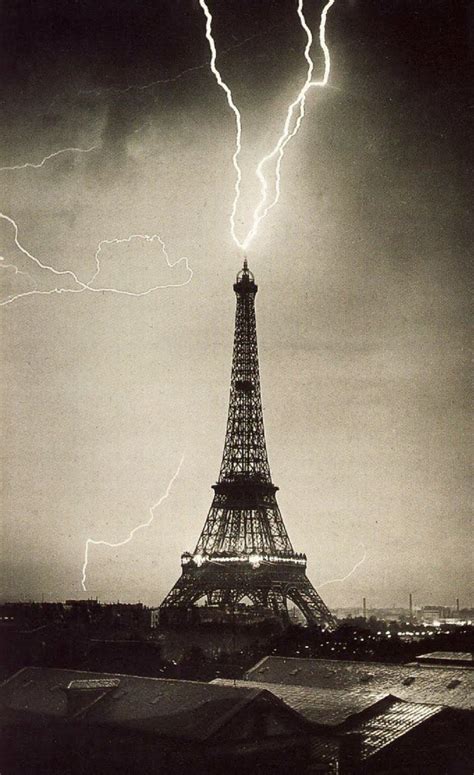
[415,651,473,664]
[212,678,388,726]
[213,679,446,762]
[0,667,274,741]
[246,657,474,709]
[348,699,443,759]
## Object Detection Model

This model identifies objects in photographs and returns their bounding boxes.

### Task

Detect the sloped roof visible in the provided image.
[415,651,473,665]
[346,699,443,759]
[213,679,446,762]
[212,678,387,726]
[0,667,277,741]
[246,657,474,709]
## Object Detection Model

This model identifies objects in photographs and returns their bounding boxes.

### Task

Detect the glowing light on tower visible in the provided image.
[198,0,336,251]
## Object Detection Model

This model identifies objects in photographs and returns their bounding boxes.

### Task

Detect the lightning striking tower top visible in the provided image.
[198,0,336,251]
[160,262,335,628]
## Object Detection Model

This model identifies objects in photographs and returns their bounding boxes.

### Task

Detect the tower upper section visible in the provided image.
[218,260,273,486]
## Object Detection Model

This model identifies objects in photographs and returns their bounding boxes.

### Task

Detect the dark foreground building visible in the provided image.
[215,678,473,773]
[224,655,474,772]
[0,666,311,774]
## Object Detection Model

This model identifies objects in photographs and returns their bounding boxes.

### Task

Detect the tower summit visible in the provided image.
[160,262,335,628]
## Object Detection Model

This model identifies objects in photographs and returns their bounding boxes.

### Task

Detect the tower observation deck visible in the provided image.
[160,261,335,628]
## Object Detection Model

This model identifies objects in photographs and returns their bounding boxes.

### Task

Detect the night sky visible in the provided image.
[1,1,471,608]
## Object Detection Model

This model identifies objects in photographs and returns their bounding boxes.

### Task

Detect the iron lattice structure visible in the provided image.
[160,262,335,628]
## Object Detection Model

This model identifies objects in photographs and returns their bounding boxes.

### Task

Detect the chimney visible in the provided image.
[456,598,460,612]
[62,678,120,717]
[409,593,413,621]
[362,597,367,619]
[339,732,363,775]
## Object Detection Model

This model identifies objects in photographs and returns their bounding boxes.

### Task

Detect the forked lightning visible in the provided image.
[198,0,336,251]
[0,212,192,306]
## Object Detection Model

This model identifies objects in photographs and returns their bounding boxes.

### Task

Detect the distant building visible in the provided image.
[150,608,160,629]
[0,622,81,680]
[334,607,410,622]
[83,639,165,676]
[196,603,277,626]
[0,666,312,774]
[0,601,152,632]
[419,607,473,626]
[420,606,452,624]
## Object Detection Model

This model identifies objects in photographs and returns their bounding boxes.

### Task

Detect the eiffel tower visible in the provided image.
[160,261,335,628]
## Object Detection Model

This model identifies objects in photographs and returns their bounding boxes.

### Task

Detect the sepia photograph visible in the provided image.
[0,0,472,772]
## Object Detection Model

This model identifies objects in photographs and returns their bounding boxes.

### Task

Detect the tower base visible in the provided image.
[160,559,336,629]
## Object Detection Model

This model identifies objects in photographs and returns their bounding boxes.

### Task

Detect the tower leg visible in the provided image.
[160,576,203,608]
[160,570,335,629]
[287,581,335,629]
[267,587,290,625]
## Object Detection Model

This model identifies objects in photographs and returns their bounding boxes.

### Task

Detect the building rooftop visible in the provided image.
[347,698,442,759]
[415,652,473,666]
[246,657,474,710]
[0,667,291,741]
[213,678,386,726]
[213,679,445,761]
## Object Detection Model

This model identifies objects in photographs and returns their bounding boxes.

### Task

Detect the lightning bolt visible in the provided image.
[198,0,243,251]
[87,233,193,296]
[318,544,367,589]
[0,145,98,172]
[198,0,336,251]
[4,6,337,594]
[81,454,184,592]
[81,63,210,98]
[0,213,193,307]
[80,27,280,98]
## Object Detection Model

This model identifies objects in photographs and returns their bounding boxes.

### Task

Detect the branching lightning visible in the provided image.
[5,4,338,597]
[81,63,210,98]
[198,0,335,251]
[81,455,184,592]
[198,0,243,250]
[86,233,193,296]
[0,145,98,172]
[80,28,277,98]
[3,1,336,303]
[318,544,367,589]
[0,213,193,307]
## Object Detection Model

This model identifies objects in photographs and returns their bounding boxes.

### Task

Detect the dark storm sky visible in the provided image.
[1,1,471,607]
